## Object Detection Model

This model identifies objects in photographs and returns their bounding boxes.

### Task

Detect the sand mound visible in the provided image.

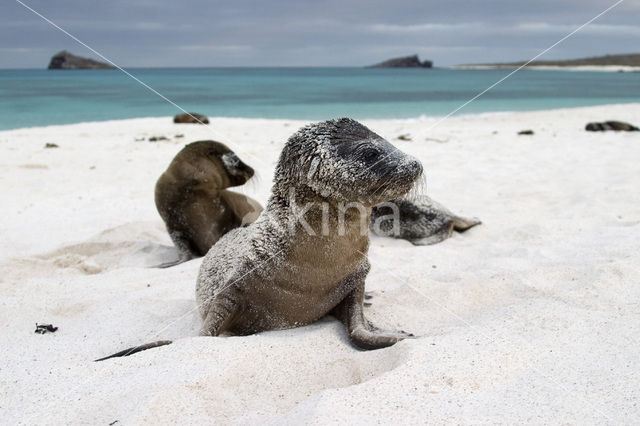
[14,222,179,275]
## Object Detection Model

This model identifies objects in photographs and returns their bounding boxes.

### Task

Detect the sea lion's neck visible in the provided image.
[267,186,372,246]
[168,158,229,192]
[164,171,226,197]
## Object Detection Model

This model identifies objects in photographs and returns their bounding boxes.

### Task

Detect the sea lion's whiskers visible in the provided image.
[401,174,427,202]
[372,164,407,197]
[240,170,262,193]
[373,179,397,198]
[371,175,397,198]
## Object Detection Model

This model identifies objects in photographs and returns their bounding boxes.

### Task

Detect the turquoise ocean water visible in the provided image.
[0,67,638,130]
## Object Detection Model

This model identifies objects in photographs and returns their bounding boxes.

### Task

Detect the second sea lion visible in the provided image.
[154,140,262,267]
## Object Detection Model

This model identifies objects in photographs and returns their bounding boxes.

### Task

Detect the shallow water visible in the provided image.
[1,67,638,129]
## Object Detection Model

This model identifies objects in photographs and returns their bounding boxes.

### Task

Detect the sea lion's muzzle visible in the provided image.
[222,152,255,184]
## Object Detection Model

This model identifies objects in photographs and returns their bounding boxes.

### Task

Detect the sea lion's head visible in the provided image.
[274,118,422,205]
[176,140,254,188]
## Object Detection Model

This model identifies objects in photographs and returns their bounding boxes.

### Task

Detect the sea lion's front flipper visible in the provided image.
[220,190,264,226]
[201,287,240,336]
[152,257,190,269]
[333,277,414,350]
[150,230,199,268]
[150,248,196,268]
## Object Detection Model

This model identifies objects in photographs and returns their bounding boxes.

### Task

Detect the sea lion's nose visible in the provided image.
[412,159,423,176]
[405,158,423,179]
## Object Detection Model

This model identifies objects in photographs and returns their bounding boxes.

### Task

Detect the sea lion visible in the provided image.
[173,112,209,124]
[196,118,423,349]
[371,196,481,245]
[154,140,262,267]
[585,121,639,132]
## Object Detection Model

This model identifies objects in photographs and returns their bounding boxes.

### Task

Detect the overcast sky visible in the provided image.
[2,0,638,68]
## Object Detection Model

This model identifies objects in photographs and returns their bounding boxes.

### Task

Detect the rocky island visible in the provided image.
[48,50,115,70]
[368,54,433,68]
[455,53,640,71]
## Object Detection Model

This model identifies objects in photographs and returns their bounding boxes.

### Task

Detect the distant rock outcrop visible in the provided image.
[458,53,640,69]
[368,54,433,68]
[173,113,210,124]
[585,121,639,132]
[48,50,114,70]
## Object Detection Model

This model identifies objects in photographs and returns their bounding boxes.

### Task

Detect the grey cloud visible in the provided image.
[1,0,638,68]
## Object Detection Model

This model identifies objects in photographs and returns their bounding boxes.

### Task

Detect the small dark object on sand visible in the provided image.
[518,130,534,135]
[148,136,168,142]
[35,323,58,334]
[173,113,209,124]
[44,143,59,148]
[95,340,172,361]
[585,121,639,132]
[174,134,184,138]
[397,134,412,141]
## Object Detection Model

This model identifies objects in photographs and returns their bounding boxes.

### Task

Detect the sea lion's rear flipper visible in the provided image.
[409,222,455,246]
[410,216,480,245]
[152,258,189,268]
[452,216,482,232]
[95,340,172,362]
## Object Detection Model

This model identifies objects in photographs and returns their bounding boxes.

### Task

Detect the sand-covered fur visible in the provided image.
[196,118,423,348]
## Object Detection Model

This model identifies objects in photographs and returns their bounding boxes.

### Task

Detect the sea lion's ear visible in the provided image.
[307,157,320,180]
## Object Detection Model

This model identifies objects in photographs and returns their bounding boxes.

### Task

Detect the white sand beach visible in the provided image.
[1,104,639,424]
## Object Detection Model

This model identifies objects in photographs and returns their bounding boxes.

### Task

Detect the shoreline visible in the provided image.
[451,64,640,72]
[2,102,640,133]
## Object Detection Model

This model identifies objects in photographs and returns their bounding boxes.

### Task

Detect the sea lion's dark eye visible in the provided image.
[207,150,217,157]
[362,148,379,162]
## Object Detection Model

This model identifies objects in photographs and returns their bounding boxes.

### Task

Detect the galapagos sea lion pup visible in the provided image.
[154,140,263,267]
[196,118,423,349]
